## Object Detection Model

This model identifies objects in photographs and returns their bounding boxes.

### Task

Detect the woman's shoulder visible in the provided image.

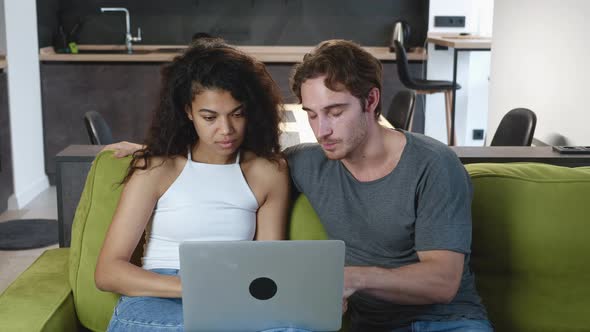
[240,151,289,204]
[240,151,288,179]
[127,155,187,191]
[132,155,186,175]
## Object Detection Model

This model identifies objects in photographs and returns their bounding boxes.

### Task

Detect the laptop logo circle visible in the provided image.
[249,277,277,300]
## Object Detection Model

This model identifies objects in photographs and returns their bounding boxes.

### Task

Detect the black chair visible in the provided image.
[84,111,114,145]
[490,108,537,146]
[385,90,416,131]
[393,40,461,144]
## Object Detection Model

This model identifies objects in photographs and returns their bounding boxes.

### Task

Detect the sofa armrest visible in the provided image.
[0,248,80,331]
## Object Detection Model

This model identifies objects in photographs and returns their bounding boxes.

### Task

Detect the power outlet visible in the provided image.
[472,129,484,140]
[434,16,466,28]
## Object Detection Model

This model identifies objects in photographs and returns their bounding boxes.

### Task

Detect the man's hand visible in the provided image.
[343,267,361,314]
[102,141,143,158]
[342,287,355,313]
[342,296,349,313]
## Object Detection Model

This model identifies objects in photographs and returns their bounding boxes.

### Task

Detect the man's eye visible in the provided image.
[233,111,244,118]
[203,116,216,121]
[307,112,317,119]
[331,111,342,117]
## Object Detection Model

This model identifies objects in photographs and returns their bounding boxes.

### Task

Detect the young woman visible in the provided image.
[95,39,293,331]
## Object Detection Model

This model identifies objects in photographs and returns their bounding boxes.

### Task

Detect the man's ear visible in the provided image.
[185,105,193,121]
[365,87,380,114]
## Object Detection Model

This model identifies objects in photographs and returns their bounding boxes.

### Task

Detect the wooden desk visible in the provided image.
[426,35,492,50]
[426,34,492,146]
[451,146,590,167]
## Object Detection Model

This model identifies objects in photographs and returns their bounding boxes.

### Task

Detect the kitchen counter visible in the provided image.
[39,45,427,63]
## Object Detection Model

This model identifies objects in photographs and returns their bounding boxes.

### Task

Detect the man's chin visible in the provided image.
[322,148,344,160]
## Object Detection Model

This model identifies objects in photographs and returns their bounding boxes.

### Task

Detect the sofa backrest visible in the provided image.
[69,152,590,332]
[466,163,590,331]
[68,151,131,331]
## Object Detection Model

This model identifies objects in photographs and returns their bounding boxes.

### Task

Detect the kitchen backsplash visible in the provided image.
[37,0,428,47]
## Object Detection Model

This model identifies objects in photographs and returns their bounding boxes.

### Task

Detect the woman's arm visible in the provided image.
[254,158,290,241]
[95,160,182,298]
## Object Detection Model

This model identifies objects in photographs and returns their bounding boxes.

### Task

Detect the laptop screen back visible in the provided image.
[179,240,345,332]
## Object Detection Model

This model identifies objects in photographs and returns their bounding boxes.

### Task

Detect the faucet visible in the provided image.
[100,7,142,54]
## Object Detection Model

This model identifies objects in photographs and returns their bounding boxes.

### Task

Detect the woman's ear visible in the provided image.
[185,105,193,121]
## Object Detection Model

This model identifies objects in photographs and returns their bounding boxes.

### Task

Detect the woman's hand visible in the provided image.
[102,141,144,158]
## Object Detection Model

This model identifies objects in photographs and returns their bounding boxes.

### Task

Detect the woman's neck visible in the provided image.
[190,143,238,164]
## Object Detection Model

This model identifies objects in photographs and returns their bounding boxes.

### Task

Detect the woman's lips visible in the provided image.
[218,140,236,149]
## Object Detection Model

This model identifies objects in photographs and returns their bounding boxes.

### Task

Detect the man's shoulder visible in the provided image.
[283,143,333,191]
[283,143,325,163]
[404,131,459,165]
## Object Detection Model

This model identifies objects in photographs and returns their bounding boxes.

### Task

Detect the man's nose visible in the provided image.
[317,116,333,138]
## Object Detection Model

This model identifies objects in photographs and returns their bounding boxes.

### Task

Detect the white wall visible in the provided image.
[426,0,493,146]
[4,0,48,208]
[0,1,5,53]
[488,0,590,146]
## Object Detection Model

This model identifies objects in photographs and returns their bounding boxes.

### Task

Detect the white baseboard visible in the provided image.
[7,175,50,209]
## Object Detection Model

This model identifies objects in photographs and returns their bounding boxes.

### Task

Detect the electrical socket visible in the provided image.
[472,129,484,140]
[434,16,466,28]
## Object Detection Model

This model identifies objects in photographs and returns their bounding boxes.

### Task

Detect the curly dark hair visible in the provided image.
[290,39,383,119]
[124,38,284,182]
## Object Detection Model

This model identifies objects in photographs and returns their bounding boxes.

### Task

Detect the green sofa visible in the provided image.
[1,151,590,331]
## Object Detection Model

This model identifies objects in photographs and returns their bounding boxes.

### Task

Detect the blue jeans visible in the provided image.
[107,269,311,332]
[390,319,493,332]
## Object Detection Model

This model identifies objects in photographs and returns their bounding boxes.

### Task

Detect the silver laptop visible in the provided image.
[179,240,345,332]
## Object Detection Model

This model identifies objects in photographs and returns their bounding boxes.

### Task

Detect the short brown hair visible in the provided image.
[290,39,383,119]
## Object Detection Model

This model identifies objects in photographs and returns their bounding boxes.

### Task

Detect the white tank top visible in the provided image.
[142,151,259,270]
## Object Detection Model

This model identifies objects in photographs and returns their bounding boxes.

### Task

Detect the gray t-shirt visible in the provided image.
[285,131,488,331]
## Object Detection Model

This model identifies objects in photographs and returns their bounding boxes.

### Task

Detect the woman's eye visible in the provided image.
[331,110,343,117]
[307,112,317,119]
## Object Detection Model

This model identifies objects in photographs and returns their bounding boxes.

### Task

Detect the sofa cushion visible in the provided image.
[466,163,590,331]
[69,151,130,331]
[289,194,328,240]
[0,248,77,331]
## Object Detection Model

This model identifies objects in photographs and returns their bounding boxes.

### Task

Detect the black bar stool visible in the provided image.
[385,90,416,131]
[84,111,114,145]
[393,40,461,145]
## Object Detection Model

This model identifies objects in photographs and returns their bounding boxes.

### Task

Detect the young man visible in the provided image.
[284,40,491,332]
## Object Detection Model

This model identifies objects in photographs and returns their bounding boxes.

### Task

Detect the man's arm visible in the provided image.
[344,148,473,305]
[344,250,464,305]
